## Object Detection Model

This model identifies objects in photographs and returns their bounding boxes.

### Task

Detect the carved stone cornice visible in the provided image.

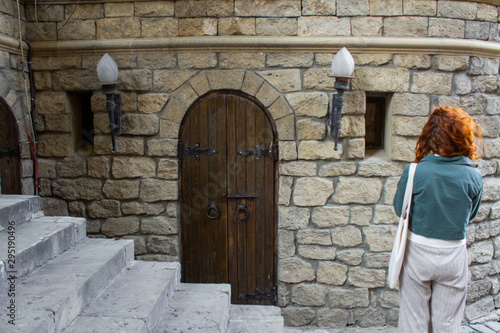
[29,36,500,59]
[2,34,500,59]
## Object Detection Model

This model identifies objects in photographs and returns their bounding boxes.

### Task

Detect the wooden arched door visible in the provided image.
[0,98,21,194]
[179,91,278,304]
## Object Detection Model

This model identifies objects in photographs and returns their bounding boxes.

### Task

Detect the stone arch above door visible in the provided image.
[160,70,296,142]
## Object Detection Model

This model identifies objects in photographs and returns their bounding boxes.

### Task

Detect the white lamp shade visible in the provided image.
[331,47,355,77]
[97,53,119,83]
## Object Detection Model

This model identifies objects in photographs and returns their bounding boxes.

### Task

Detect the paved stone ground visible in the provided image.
[284,321,500,333]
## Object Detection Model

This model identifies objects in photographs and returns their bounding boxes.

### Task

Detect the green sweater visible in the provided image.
[393,155,483,241]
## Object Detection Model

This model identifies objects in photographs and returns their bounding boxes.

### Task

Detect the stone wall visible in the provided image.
[0,0,35,195]
[15,0,500,329]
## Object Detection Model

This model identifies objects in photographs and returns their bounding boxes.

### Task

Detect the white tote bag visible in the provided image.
[387,163,417,290]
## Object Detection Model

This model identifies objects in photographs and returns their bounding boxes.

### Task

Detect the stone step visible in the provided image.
[0,216,86,295]
[227,304,285,333]
[0,238,134,332]
[0,195,43,231]
[65,261,181,333]
[156,283,231,333]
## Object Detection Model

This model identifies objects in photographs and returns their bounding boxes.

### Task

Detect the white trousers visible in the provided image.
[398,240,468,333]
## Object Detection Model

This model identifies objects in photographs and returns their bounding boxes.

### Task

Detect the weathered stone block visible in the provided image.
[137,53,177,70]
[465,21,491,40]
[179,18,217,36]
[101,216,139,237]
[472,76,498,94]
[220,52,265,70]
[476,116,500,138]
[303,68,336,90]
[56,158,86,178]
[137,93,169,114]
[351,206,373,226]
[293,177,334,206]
[298,245,336,260]
[465,296,495,322]
[394,54,431,69]
[461,95,487,115]
[102,180,140,200]
[140,179,178,202]
[118,69,153,92]
[318,162,357,177]
[256,18,298,36]
[88,200,120,219]
[317,308,348,328]
[96,17,141,39]
[279,206,310,230]
[122,114,159,136]
[41,197,68,216]
[454,74,472,95]
[358,161,405,177]
[135,1,174,17]
[52,178,102,201]
[370,0,402,15]
[429,18,465,38]
[279,176,293,206]
[470,57,499,76]
[44,115,71,132]
[121,202,165,215]
[348,267,386,288]
[279,141,297,161]
[438,1,477,20]
[332,226,363,247]
[269,96,293,120]
[391,136,417,163]
[26,4,64,21]
[112,157,155,179]
[297,229,332,246]
[412,72,453,95]
[340,116,365,138]
[147,138,178,157]
[297,118,326,140]
[158,159,178,179]
[36,92,67,115]
[403,0,436,16]
[286,92,328,117]
[57,20,96,40]
[37,135,71,157]
[280,161,317,177]
[178,52,217,69]
[147,236,177,255]
[235,0,301,17]
[477,3,498,22]
[104,2,133,17]
[292,284,327,306]
[392,116,427,136]
[329,287,369,308]
[257,69,301,93]
[141,216,177,235]
[333,177,383,204]
[141,18,178,37]
[312,206,350,228]
[364,225,397,252]
[207,70,245,90]
[468,240,494,265]
[154,70,194,93]
[282,307,315,327]
[336,249,364,265]
[279,229,296,258]
[93,136,144,156]
[351,16,383,36]
[352,68,410,92]
[267,53,314,68]
[298,141,343,160]
[298,16,350,36]
[384,17,428,37]
[353,306,387,327]
[276,115,296,141]
[25,22,57,41]
[279,258,315,283]
[218,17,255,35]
[302,0,336,15]
[38,159,57,179]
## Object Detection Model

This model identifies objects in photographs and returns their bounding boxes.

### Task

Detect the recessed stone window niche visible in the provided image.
[68,91,94,156]
[365,93,393,160]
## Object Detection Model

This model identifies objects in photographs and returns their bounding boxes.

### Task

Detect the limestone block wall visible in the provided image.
[0,0,35,194]
[16,0,500,329]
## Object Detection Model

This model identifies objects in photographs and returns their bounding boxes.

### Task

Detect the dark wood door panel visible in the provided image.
[0,99,21,194]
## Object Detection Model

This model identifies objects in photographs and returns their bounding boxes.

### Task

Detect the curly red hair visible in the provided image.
[414,106,482,162]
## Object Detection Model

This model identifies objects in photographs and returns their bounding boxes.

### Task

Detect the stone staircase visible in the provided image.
[0,195,284,333]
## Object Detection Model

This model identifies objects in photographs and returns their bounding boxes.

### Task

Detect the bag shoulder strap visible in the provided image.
[401,163,417,215]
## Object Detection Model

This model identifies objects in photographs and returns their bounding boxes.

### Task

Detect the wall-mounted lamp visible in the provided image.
[329,47,355,151]
[97,53,122,151]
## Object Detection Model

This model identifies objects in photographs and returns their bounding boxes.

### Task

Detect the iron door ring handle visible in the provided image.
[207,202,219,220]
[236,204,249,221]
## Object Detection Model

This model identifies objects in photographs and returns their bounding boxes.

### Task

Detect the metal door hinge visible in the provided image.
[238,143,278,161]
[0,145,19,161]
[179,141,217,160]
[238,285,277,304]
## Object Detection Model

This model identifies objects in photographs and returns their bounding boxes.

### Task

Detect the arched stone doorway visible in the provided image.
[0,98,22,194]
[179,90,278,304]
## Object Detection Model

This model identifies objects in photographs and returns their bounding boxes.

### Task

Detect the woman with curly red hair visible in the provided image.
[393,106,483,332]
